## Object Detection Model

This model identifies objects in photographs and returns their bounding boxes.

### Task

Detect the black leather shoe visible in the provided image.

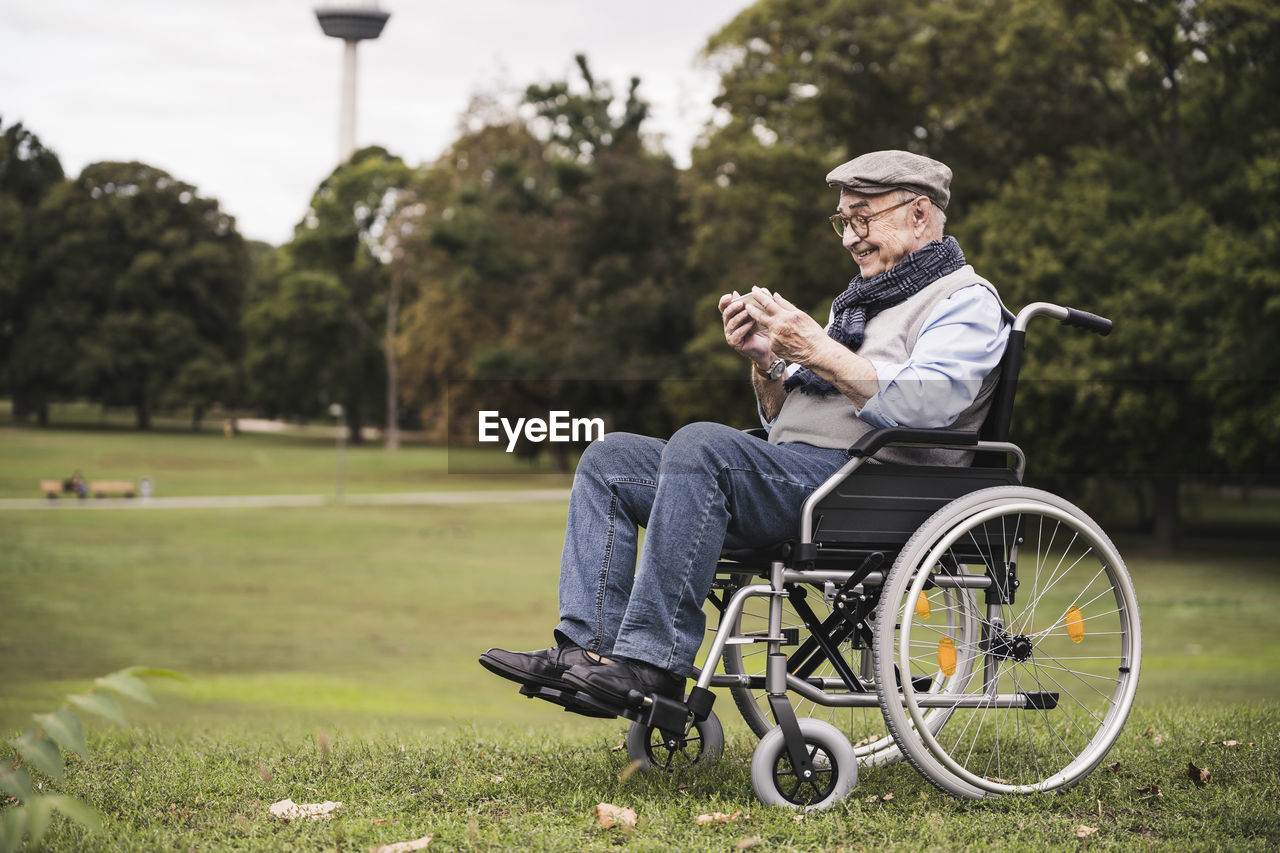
[562,658,685,709]
[479,644,610,691]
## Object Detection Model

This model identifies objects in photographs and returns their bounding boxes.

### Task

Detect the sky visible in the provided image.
[2,0,753,245]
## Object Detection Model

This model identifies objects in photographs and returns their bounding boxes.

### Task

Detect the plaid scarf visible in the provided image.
[784,236,967,397]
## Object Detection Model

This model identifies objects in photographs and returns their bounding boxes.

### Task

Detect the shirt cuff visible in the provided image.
[854,358,903,428]
[856,391,900,429]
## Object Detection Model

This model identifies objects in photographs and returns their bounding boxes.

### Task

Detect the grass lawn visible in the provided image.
[2,424,1279,849]
[0,423,570,498]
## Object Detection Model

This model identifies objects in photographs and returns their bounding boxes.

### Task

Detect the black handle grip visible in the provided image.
[1062,308,1112,336]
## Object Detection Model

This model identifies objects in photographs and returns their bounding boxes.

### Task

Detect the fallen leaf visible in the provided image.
[1152,734,1164,745]
[793,814,806,824]
[610,743,626,752]
[1135,783,1163,798]
[984,776,1009,785]
[269,798,342,821]
[317,731,331,758]
[1188,762,1210,786]
[882,792,895,802]
[696,810,744,826]
[1221,740,1240,747]
[1141,727,1154,738]
[852,734,883,748]
[865,795,880,803]
[489,774,505,783]
[593,803,637,829]
[735,838,761,850]
[1075,825,1098,839]
[1106,762,1121,773]
[617,759,643,783]
[369,835,433,853]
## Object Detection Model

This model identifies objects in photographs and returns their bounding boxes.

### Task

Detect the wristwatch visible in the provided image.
[755,357,786,382]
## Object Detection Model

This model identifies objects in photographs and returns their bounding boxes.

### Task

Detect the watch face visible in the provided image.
[768,359,786,381]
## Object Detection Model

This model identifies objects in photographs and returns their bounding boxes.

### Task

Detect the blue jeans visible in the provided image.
[554,422,850,677]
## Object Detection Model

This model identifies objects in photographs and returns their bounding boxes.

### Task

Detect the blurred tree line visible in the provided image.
[2,0,1277,539]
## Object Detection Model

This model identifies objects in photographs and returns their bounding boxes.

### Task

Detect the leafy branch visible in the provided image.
[0,667,182,852]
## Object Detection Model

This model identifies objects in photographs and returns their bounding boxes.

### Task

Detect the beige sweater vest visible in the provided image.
[768,265,1003,467]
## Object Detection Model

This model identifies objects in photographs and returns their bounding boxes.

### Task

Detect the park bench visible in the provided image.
[39,479,65,498]
[89,480,136,498]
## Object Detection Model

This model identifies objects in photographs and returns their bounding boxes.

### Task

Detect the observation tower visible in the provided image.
[315,1,391,163]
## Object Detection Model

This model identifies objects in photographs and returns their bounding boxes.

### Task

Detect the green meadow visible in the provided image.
[2,423,1278,850]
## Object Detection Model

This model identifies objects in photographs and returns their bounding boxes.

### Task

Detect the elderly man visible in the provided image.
[480,150,1009,711]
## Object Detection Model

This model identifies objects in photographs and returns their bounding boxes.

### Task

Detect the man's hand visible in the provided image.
[719,290,773,368]
[741,288,830,365]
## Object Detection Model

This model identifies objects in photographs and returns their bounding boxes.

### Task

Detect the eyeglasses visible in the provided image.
[828,196,921,237]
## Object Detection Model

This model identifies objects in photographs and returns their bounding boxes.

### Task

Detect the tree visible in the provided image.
[282,146,416,445]
[395,59,699,464]
[20,161,245,428]
[0,118,65,423]
[241,243,347,420]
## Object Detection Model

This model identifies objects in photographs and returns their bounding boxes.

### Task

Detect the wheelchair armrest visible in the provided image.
[846,427,979,459]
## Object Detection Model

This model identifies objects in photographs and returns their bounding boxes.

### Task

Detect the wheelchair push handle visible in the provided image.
[1013,302,1113,336]
[1063,307,1112,336]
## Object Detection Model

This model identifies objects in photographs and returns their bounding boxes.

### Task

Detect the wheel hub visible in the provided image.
[985,630,1033,662]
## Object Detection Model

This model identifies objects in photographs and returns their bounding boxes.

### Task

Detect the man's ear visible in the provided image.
[911,196,932,238]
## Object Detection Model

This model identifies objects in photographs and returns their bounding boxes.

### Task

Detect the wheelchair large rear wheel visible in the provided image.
[722,580,980,766]
[874,486,1141,798]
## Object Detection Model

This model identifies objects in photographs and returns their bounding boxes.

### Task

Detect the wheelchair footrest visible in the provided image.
[518,683,618,719]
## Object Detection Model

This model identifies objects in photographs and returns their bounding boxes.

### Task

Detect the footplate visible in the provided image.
[518,683,617,719]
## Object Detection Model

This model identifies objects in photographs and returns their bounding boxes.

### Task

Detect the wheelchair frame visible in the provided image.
[523,302,1142,808]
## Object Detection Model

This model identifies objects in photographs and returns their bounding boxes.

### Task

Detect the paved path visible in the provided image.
[0,489,572,511]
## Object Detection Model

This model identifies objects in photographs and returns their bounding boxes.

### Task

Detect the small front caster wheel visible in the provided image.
[625,710,724,772]
[750,718,858,809]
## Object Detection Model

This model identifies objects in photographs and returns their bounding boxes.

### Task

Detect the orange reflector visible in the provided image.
[1065,606,1085,643]
[915,592,931,620]
[938,637,956,677]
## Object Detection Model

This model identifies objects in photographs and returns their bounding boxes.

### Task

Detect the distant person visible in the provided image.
[70,470,87,499]
[481,150,1011,711]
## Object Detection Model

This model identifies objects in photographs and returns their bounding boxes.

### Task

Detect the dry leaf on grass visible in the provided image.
[269,798,342,820]
[1209,740,1241,747]
[695,810,743,826]
[1106,762,1121,773]
[735,837,761,850]
[1188,762,1211,786]
[1075,825,1098,839]
[592,803,637,829]
[369,835,433,853]
[1135,783,1163,798]
[618,759,644,783]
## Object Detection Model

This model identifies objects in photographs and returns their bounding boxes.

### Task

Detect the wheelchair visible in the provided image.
[517,301,1142,809]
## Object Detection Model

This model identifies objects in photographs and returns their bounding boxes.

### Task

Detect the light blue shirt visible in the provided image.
[762,283,1010,431]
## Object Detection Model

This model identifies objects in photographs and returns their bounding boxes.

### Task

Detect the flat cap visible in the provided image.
[826,150,953,210]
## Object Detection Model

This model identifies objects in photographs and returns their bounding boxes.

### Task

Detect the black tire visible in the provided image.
[625,710,724,772]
